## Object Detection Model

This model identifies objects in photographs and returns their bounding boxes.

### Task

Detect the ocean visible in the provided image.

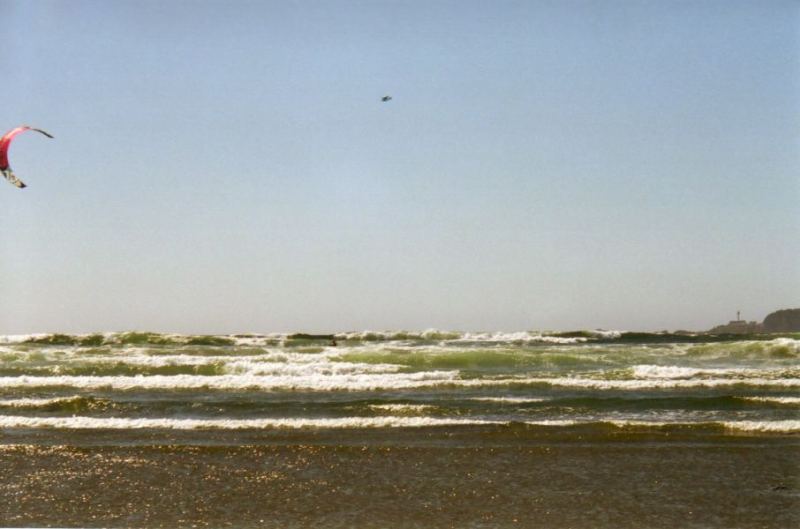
[0,330,798,528]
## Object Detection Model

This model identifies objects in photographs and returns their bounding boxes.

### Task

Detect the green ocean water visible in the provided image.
[0,330,798,435]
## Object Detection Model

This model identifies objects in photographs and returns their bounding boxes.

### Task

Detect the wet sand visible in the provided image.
[1,440,797,528]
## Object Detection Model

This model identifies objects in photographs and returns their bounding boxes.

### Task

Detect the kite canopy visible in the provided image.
[1,126,54,189]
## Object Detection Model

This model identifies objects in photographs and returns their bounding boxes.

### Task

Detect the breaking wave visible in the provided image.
[738,396,800,405]
[0,374,797,392]
[0,415,795,433]
[4,331,797,348]
[0,396,112,412]
[2,331,796,443]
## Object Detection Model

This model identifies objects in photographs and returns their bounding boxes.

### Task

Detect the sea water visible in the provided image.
[0,331,797,527]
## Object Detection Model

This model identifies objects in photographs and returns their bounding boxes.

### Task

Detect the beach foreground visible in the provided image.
[1,435,797,528]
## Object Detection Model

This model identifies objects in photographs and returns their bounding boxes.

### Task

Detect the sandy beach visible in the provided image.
[1,439,797,528]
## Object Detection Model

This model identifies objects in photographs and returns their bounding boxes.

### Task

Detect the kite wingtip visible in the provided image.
[20,126,54,139]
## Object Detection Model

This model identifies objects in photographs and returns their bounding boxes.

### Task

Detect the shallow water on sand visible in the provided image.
[1,442,797,528]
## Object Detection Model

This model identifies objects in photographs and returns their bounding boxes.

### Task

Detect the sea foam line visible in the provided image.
[0,397,86,408]
[0,374,798,391]
[367,404,436,413]
[469,397,550,403]
[0,372,460,391]
[451,332,587,344]
[738,396,800,405]
[0,415,796,433]
[606,419,800,433]
[0,415,494,430]
[509,377,800,390]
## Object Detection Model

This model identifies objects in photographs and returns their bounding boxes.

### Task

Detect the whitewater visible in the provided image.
[0,330,798,438]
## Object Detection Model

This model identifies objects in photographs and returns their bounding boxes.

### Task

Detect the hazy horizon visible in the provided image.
[2,0,798,334]
[0,306,796,337]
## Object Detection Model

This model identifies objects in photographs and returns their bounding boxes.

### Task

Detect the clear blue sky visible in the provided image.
[1,0,798,333]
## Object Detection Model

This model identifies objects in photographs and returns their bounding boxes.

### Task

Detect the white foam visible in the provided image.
[739,396,800,405]
[368,404,435,413]
[0,350,402,378]
[521,420,579,426]
[0,414,795,433]
[0,374,796,392]
[517,377,800,390]
[0,371,461,391]
[334,329,465,341]
[334,330,590,344]
[768,337,800,348]
[231,333,287,346]
[454,332,586,344]
[603,419,800,433]
[420,328,462,340]
[0,397,81,408]
[225,359,402,377]
[585,329,623,339]
[0,334,51,344]
[721,420,800,433]
[470,397,549,403]
[0,415,497,430]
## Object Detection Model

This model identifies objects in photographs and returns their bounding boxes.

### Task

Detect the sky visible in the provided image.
[0,0,798,334]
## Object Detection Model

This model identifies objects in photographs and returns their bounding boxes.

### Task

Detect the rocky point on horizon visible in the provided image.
[707,308,800,334]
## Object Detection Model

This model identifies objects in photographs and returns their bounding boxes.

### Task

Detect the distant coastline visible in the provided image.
[707,308,800,334]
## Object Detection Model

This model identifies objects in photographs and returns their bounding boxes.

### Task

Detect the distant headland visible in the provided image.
[707,308,800,334]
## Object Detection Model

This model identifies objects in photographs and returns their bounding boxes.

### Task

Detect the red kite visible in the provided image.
[1,126,54,188]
